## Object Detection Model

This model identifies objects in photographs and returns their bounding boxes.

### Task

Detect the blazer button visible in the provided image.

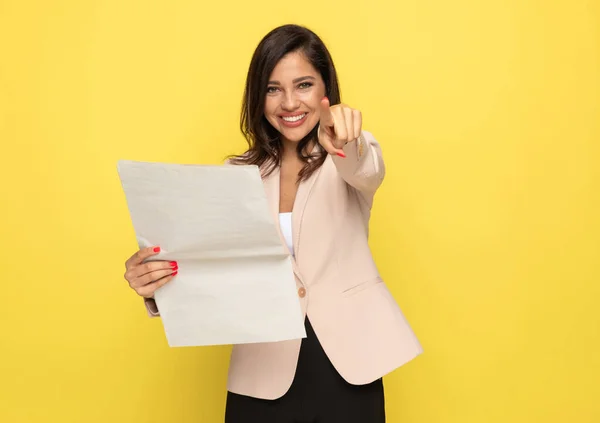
[298,287,306,298]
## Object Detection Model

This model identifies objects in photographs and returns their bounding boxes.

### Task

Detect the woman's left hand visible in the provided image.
[317,97,362,158]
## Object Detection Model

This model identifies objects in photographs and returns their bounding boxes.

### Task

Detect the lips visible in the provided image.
[279,113,308,128]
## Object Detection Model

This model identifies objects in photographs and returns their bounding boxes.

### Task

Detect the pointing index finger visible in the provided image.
[319,97,334,127]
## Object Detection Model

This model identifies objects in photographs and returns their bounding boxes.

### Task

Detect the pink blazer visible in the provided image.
[144,131,423,400]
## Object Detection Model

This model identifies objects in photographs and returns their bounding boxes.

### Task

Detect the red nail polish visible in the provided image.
[172,271,178,276]
[170,261,177,267]
[153,247,160,252]
[337,152,346,158]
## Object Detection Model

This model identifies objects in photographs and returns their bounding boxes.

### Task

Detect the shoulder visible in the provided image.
[223,152,249,166]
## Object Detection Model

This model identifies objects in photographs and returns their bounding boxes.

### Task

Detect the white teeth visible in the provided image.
[282,113,306,122]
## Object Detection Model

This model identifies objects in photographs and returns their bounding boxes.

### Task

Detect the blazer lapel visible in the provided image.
[261,150,324,273]
[261,165,291,256]
[291,163,322,262]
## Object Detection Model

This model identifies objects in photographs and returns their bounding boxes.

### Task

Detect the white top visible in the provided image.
[278,212,294,257]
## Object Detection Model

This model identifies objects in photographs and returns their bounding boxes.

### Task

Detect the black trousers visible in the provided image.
[224,318,385,423]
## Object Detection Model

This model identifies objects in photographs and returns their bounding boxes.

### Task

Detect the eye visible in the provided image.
[267,86,280,94]
[298,82,313,89]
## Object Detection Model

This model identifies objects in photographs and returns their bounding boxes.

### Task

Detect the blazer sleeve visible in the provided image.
[331,130,385,198]
[144,297,160,317]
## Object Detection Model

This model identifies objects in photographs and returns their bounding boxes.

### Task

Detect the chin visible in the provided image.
[280,128,311,143]
[277,120,318,144]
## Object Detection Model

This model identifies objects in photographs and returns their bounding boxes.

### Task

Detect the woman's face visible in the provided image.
[264,51,326,145]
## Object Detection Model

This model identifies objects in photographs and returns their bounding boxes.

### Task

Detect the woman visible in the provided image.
[123,24,422,422]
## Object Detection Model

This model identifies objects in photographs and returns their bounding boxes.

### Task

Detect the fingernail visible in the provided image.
[153,247,161,252]
[172,271,178,276]
[169,261,177,267]
[337,152,346,158]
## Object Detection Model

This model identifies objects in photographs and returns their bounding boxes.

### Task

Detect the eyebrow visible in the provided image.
[268,76,316,85]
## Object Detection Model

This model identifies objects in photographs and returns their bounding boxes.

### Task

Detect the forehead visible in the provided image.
[270,51,320,80]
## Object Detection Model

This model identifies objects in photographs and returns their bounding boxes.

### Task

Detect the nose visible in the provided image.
[281,90,300,111]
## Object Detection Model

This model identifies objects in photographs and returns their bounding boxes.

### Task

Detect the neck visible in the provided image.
[281,138,315,162]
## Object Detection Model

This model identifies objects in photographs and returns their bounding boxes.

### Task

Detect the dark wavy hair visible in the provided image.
[228,24,341,181]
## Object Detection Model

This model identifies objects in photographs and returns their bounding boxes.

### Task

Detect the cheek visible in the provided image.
[304,93,322,120]
[264,97,277,115]
[301,86,326,111]
[264,98,279,125]
[303,91,322,108]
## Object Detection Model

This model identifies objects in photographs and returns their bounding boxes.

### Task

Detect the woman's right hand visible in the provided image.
[124,246,178,298]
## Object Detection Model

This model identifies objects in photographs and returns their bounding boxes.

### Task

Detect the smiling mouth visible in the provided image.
[280,113,307,122]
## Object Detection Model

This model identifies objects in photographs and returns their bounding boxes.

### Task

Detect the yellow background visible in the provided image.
[1,0,598,422]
